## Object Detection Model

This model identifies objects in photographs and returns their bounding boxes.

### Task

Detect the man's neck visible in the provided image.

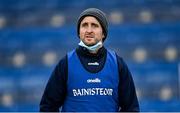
[88,44,103,54]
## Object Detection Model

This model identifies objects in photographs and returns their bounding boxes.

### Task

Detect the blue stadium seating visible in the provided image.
[0,0,180,111]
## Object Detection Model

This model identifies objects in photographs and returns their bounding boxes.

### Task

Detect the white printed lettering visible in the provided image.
[72,88,113,96]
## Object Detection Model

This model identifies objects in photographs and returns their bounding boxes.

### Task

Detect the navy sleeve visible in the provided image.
[40,55,67,112]
[116,55,140,112]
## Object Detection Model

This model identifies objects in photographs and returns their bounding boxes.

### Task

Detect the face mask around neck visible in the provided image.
[78,40,103,52]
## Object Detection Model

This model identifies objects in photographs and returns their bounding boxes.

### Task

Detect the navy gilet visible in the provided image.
[61,49,119,112]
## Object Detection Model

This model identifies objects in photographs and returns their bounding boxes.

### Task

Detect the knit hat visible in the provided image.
[77,8,108,42]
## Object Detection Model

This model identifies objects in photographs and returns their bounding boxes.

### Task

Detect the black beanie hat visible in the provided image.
[77,8,108,42]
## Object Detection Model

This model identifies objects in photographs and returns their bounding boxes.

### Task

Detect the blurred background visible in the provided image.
[0,0,180,111]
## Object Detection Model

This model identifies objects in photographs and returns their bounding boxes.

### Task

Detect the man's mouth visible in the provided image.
[85,35,93,38]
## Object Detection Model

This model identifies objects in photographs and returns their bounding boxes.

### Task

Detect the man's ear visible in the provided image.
[102,33,105,39]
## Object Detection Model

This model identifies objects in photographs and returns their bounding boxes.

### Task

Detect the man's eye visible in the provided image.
[92,24,99,28]
[82,23,88,27]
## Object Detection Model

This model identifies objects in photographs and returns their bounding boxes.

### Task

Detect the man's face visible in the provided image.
[79,16,104,46]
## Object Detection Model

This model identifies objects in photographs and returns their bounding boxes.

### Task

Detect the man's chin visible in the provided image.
[85,42,95,46]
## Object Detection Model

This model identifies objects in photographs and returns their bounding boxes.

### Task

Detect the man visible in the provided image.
[40,8,139,112]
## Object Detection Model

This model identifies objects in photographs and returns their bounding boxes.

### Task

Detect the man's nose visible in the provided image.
[86,26,93,33]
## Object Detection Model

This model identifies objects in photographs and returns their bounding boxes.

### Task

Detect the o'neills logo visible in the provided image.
[72,88,113,96]
[87,78,101,83]
[88,62,99,66]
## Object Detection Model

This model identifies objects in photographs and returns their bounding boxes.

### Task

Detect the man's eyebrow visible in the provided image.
[81,22,99,26]
[82,22,87,24]
[81,22,88,25]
